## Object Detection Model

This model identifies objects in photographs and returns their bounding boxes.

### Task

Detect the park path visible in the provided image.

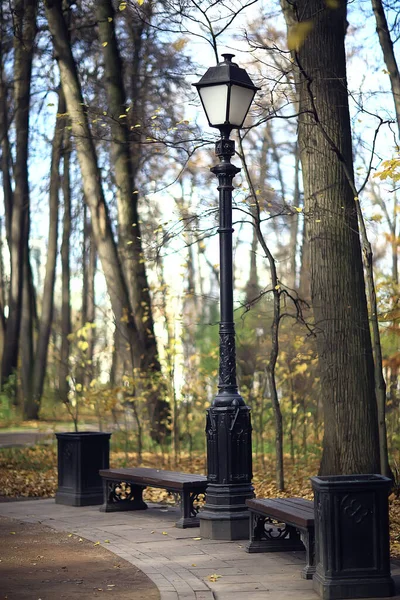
[0,498,399,600]
[0,430,53,448]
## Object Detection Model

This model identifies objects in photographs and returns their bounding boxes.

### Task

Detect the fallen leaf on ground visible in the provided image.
[208,573,222,582]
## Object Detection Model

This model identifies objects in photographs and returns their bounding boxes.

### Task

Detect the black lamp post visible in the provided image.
[193,54,260,540]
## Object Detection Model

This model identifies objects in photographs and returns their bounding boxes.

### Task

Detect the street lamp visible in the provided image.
[193,54,260,540]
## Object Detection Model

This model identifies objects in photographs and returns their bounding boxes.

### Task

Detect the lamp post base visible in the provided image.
[200,482,254,540]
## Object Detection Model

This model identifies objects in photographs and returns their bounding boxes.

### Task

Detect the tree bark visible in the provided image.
[44,0,140,369]
[82,207,96,390]
[21,239,35,417]
[282,0,380,474]
[59,131,71,402]
[29,91,65,413]
[2,0,37,386]
[96,0,168,435]
[371,0,400,132]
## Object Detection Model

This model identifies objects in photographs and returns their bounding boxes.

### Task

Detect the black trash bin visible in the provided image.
[55,431,111,506]
[311,474,394,599]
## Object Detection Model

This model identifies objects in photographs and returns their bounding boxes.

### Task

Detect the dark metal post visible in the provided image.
[199,137,254,541]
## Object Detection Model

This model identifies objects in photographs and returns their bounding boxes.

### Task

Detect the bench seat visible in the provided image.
[246,497,315,579]
[99,467,207,528]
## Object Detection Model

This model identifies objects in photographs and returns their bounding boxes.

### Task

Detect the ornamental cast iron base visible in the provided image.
[55,431,111,507]
[200,483,254,540]
[100,480,148,512]
[199,404,254,540]
[313,573,394,600]
[311,474,394,599]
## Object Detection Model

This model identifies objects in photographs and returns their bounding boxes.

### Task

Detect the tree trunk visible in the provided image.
[0,218,6,366]
[96,0,168,436]
[2,0,37,386]
[21,240,35,418]
[371,0,400,467]
[30,91,65,412]
[59,131,71,402]
[371,0,400,132]
[0,65,12,245]
[44,0,140,369]
[282,0,380,474]
[82,208,96,390]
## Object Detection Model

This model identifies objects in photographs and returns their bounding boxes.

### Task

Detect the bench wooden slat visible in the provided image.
[99,467,207,491]
[246,497,314,528]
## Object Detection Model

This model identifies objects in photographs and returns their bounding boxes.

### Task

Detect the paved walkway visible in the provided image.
[0,431,53,448]
[0,499,399,600]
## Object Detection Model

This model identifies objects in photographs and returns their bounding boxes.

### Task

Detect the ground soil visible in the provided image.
[0,516,160,600]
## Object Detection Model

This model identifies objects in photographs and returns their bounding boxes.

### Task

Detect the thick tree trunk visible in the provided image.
[59,132,71,402]
[282,0,380,474]
[2,0,37,386]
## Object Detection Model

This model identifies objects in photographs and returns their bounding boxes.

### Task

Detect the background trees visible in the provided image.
[0,0,398,484]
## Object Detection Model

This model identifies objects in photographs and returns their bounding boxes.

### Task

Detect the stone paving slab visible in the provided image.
[0,498,399,600]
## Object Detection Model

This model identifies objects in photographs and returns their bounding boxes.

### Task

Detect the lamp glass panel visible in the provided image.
[199,84,228,126]
[228,85,255,126]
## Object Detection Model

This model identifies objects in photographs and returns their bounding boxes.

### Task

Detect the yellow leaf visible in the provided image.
[108,16,113,22]
[119,114,127,118]
[325,0,340,7]
[9,531,15,535]
[94,541,100,546]
[119,1,127,9]
[172,37,188,52]
[102,41,108,47]
[104,539,110,543]
[208,573,222,582]
[192,537,202,540]
[137,0,145,4]
[287,21,314,51]
[294,206,302,212]
[162,531,168,535]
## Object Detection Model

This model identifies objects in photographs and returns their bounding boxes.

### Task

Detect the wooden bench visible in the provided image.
[246,497,315,579]
[99,467,207,528]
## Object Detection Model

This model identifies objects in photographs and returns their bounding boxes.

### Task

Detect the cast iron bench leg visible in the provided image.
[100,478,148,512]
[300,527,316,580]
[246,511,305,553]
[175,490,201,528]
